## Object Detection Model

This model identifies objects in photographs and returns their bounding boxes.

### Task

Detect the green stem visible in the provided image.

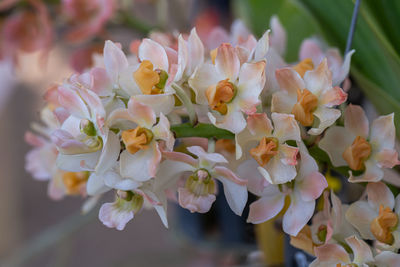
[171,123,234,140]
[172,83,198,125]
[208,138,216,153]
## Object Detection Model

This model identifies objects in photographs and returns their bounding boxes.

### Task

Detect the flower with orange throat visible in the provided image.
[319,104,400,182]
[236,112,301,184]
[189,43,266,133]
[346,182,400,249]
[272,58,347,135]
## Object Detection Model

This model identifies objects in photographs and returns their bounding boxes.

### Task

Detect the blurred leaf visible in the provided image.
[300,0,400,102]
[232,0,321,61]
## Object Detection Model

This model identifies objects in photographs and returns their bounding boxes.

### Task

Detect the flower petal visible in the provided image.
[87,172,109,196]
[217,174,248,216]
[283,192,315,236]
[208,109,246,134]
[132,94,175,117]
[247,113,273,136]
[187,28,204,76]
[127,98,156,128]
[370,113,396,151]
[254,30,270,60]
[320,86,347,107]
[99,202,133,231]
[344,104,369,138]
[189,63,221,105]
[375,149,400,168]
[366,181,395,211]
[375,251,400,267]
[275,68,305,95]
[237,160,268,196]
[308,106,341,135]
[264,155,297,184]
[120,142,161,181]
[332,49,355,86]
[313,243,350,263]
[178,188,215,213]
[345,200,377,240]
[349,159,384,183]
[303,58,332,95]
[152,113,174,151]
[345,235,374,265]
[247,186,285,224]
[103,40,129,84]
[215,43,240,81]
[269,16,286,56]
[271,90,297,114]
[138,38,169,71]
[271,113,301,142]
[319,126,354,167]
[95,131,120,174]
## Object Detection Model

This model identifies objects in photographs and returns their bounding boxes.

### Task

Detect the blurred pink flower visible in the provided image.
[62,0,116,43]
[1,0,52,61]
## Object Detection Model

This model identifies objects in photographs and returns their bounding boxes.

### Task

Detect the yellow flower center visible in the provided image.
[293,58,314,77]
[216,139,236,154]
[370,205,398,245]
[291,89,318,126]
[336,264,357,267]
[185,169,216,196]
[206,79,236,115]
[121,126,154,154]
[62,171,89,195]
[250,137,279,166]
[342,136,371,171]
[133,60,168,95]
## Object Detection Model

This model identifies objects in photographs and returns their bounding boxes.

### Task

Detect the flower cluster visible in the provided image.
[25,17,400,265]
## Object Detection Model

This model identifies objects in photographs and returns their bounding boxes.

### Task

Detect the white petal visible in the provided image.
[138,38,169,71]
[308,106,341,135]
[217,175,248,216]
[319,126,354,167]
[345,201,377,240]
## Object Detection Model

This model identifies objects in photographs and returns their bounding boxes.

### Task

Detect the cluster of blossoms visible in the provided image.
[0,0,115,69]
[25,17,400,265]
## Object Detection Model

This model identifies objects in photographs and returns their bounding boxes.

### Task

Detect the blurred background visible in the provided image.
[0,0,400,266]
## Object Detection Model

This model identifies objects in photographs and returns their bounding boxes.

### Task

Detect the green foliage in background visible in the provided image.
[233,0,400,136]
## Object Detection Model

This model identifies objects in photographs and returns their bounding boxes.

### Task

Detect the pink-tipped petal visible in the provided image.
[271,113,301,142]
[127,98,156,128]
[345,201,377,240]
[303,58,332,95]
[375,251,400,267]
[275,68,305,95]
[314,243,350,263]
[366,181,395,211]
[178,188,215,213]
[99,202,134,231]
[345,235,374,265]
[370,113,396,151]
[215,43,240,81]
[283,192,315,236]
[298,171,327,202]
[376,149,400,168]
[320,86,347,107]
[279,144,299,166]
[247,113,273,136]
[344,104,369,138]
[248,186,285,224]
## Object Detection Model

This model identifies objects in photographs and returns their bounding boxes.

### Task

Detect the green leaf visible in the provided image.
[232,0,321,62]
[171,123,235,139]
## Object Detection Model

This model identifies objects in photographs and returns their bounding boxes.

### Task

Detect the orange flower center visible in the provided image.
[210,48,218,64]
[342,136,371,171]
[206,79,236,115]
[121,127,154,154]
[250,137,279,166]
[336,264,357,267]
[62,171,89,195]
[216,139,236,154]
[293,58,314,77]
[291,89,318,126]
[133,60,168,95]
[370,205,398,245]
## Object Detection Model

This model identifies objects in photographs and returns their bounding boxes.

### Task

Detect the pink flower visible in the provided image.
[319,104,400,182]
[246,142,327,236]
[272,58,347,134]
[1,0,52,60]
[106,98,174,182]
[310,236,374,267]
[157,146,248,215]
[299,38,354,89]
[103,40,176,116]
[189,43,266,133]
[62,0,116,43]
[346,182,400,249]
[236,113,301,184]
